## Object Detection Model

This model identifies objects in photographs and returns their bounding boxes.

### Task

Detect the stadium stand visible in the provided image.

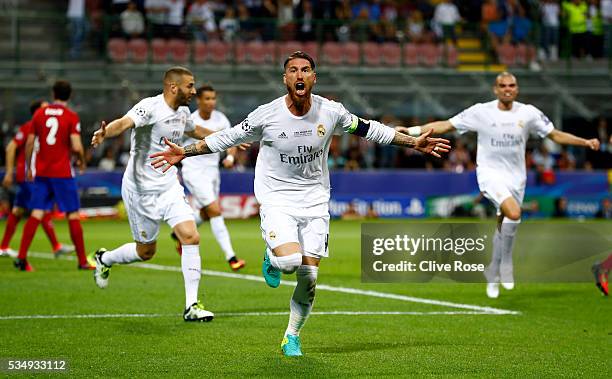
[168,38,190,63]
[107,38,128,63]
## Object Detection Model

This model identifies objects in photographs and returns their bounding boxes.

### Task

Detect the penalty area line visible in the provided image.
[28,252,521,316]
[0,310,506,321]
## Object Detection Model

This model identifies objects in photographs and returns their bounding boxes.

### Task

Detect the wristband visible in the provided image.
[407,126,422,137]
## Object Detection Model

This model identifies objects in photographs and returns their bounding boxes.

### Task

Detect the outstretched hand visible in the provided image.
[91,121,107,148]
[150,138,185,173]
[414,129,451,158]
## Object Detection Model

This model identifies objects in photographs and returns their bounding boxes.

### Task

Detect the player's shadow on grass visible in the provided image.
[315,340,448,354]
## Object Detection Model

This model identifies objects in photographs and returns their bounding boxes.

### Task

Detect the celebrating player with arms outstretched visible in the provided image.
[398,72,599,298]
[90,66,214,322]
[151,52,450,355]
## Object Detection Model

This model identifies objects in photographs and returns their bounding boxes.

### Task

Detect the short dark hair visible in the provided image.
[163,66,194,83]
[52,80,72,101]
[196,84,215,97]
[29,99,45,115]
[283,51,316,71]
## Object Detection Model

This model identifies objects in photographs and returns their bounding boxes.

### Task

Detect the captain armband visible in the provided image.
[348,115,371,137]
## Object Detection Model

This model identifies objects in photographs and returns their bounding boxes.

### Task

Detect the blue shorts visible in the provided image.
[29,177,80,213]
[14,182,34,209]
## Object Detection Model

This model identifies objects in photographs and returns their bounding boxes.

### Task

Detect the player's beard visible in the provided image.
[177,90,192,106]
[286,82,311,111]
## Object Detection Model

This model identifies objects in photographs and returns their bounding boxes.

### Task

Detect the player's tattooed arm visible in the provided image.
[150,138,212,173]
[390,131,417,148]
[391,129,451,159]
[184,140,212,156]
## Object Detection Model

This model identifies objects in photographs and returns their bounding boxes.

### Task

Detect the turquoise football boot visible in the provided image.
[281,334,303,357]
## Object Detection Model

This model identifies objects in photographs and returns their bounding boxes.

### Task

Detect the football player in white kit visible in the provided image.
[177,84,246,271]
[90,67,214,322]
[399,72,599,299]
[151,52,451,356]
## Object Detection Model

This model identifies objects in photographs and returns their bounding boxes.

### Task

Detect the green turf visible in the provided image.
[0,219,610,377]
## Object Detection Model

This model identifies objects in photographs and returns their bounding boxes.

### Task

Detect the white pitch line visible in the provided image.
[28,252,520,316]
[0,310,503,321]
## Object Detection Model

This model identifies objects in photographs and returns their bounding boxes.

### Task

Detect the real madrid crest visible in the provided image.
[518,120,525,128]
[269,231,276,240]
[317,124,326,137]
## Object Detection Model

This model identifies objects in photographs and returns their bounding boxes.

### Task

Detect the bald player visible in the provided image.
[398,72,599,298]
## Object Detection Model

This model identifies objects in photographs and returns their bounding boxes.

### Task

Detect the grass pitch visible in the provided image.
[0,219,610,377]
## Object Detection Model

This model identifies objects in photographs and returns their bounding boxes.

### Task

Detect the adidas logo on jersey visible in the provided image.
[278,132,288,139]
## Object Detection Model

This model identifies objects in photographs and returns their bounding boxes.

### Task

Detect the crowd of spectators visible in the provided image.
[78,114,611,174]
[63,1,612,61]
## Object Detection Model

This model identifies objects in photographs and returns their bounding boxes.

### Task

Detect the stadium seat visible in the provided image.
[419,43,441,67]
[278,41,303,63]
[515,44,536,66]
[322,42,343,66]
[168,39,190,63]
[246,41,275,64]
[381,42,401,67]
[107,38,128,63]
[234,41,248,64]
[343,42,360,66]
[444,44,458,67]
[497,43,516,66]
[151,38,169,63]
[127,38,148,63]
[403,43,419,66]
[208,41,231,64]
[363,42,382,66]
[515,44,527,65]
[193,41,207,64]
[302,41,319,63]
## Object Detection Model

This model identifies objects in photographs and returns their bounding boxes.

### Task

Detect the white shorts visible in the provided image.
[122,181,194,243]
[478,176,525,211]
[259,203,330,258]
[182,166,219,209]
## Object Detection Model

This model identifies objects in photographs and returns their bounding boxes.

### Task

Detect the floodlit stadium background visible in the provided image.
[0,1,610,376]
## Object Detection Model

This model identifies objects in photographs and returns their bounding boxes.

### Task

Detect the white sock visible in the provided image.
[485,228,502,283]
[285,265,318,336]
[500,218,520,283]
[101,243,141,266]
[181,244,201,309]
[210,215,236,261]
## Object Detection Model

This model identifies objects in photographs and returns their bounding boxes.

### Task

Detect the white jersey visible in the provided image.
[205,94,396,207]
[182,109,231,173]
[123,94,195,193]
[449,100,554,188]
